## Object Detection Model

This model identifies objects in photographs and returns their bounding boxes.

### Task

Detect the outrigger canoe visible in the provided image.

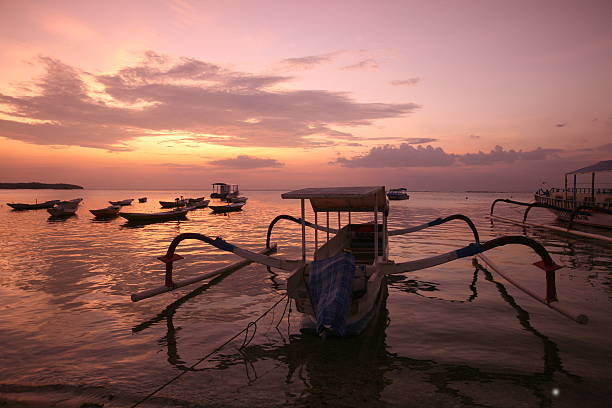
[119,207,188,223]
[90,205,121,218]
[209,202,245,213]
[7,200,61,210]
[132,186,587,338]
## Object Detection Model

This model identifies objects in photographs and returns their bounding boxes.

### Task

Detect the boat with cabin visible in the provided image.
[387,188,410,200]
[533,160,612,229]
[210,183,239,199]
[7,200,61,210]
[132,186,587,338]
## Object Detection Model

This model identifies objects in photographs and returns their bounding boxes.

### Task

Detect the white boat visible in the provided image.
[119,207,189,223]
[133,186,587,336]
[387,188,409,200]
[534,160,612,229]
[109,199,133,206]
[47,198,82,217]
[90,205,121,218]
[209,202,245,213]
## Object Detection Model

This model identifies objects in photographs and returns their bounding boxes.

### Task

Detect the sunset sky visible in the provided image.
[1,0,610,191]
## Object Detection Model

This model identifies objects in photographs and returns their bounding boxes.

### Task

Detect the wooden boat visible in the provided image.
[138,197,147,203]
[209,202,245,213]
[109,199,134,206]
[89,205,121,218]
[133,186,588,338]
[533,160,612,229]
[185,199,210,210]
[210,182,239,199]
[159,198,187,208]
[47,198,82,217]
[226,196,248,203]
[7,200,60,210]
[119,207,189,223]
[387,188,409,200]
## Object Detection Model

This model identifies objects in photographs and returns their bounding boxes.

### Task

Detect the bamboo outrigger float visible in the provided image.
[132,186,588,336]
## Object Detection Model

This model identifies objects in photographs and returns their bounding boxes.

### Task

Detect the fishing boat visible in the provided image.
[7,200,60,210]
[119,207,189,223]
[89,205,121,218]
[210,183,239,199]
[132,186,587,338]
[209,202,245,213]
[387,188,410,200]
[226,196,248,203]
[185,199,210,210]
[109,199,134,206]
[47,198,82,217]
[138,197,147,203]
[533,160,612,229]
[160,197,187,208]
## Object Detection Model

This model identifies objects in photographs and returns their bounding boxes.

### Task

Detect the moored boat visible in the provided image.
[109,199,134,206]
[209,202,245,213]
[534,160,612,229]
[159,197,187,208]
[47,198,82,217]
[7,200,60,210]
[210,183,239,199]
[89,205,121,218]
[226,196,248,203]
[185,199,210,210]
[387,188,409,200]
[138,197,147,203]
[119,207,189,223]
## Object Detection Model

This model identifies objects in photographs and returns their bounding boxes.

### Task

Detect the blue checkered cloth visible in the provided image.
[308,252,356,336]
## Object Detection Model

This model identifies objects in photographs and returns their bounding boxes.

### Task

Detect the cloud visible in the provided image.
[342,58,379,70]
[208,155,284,169]
[332,144,562,168]
[469,134,480,139]
[0,53,418,150]
[279,52,340,70]
[390,78,420,86]
[402,137,437,144]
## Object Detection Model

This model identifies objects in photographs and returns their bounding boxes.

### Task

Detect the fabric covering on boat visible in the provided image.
[308,252,356,336]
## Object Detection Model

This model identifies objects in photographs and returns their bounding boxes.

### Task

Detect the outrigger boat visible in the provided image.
[131,186,587,337]
[47,198,82,217]
[109,199,134,206]
[7,200,60,210]
[119,207,189,223]
[209,202,245,213]
[89,205,121,218]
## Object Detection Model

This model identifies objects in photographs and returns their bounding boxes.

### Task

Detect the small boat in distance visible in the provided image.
[186,199,210,210]
[534,160,612,229]
[109,199,134,206]
[160,197,187,208]
[7,200,61,210]
[210,183,239,199]
[138,197,147,203]
[226,196,248,203]
[47,198,82,217]
[119,207,189,223]
[90,205,121,218]
[387,188,410,200]
[209,202,245,213]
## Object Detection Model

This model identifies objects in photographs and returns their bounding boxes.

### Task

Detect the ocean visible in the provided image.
[0,189,610,407]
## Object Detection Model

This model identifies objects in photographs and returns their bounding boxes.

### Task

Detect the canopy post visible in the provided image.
[337,211,341,230]
[374,194,379,263]
[326,212,330,242]
[564,174,568,200]
[314,211,319,250]
[301,199,306,261]
[573,174,577,202]
[591,172,595,203]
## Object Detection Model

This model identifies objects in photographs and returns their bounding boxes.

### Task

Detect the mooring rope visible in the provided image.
[130,294,288,408]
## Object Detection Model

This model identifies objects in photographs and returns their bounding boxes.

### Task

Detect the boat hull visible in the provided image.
[119,209,188,223]
[90,206,120,218]
[7,200,60,210]
[535,195,612,229]
[209,203,245,213]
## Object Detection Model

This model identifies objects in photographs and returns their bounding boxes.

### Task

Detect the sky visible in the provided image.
[0,0,610,191]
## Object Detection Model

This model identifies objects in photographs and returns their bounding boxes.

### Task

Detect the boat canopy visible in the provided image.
[567,160,612,175]
[281,186,388,212]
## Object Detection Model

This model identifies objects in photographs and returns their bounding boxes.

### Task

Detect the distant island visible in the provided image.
[0,182,84,190]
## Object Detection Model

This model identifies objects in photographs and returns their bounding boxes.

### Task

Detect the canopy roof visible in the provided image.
[281,186,388,212]
[567,160,612,175]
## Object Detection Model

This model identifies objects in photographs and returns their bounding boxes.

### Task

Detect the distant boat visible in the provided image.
[7,200,60,210]
[226,196,248,203]
[210,183,239,199]
[138,197,147,203]
[89,205,121,218]
[186,199,210,210]
[47,198,82,217]
[119,207,189,223]
[209,202,245,213]
[109,199,134,206]
[160,198,187,208]
[387,188,410,200]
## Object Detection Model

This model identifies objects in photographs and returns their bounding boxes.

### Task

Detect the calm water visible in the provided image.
[0,190,610,408]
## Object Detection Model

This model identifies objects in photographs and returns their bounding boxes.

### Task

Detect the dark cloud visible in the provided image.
[342,59,379,70]
[208,155,284,169]
[0,54,418,151]
[332,144,562,168]
[402,137,437,144]
[389,78,420,86]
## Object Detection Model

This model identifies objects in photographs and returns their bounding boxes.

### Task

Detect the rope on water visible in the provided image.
[130,294,288,408]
